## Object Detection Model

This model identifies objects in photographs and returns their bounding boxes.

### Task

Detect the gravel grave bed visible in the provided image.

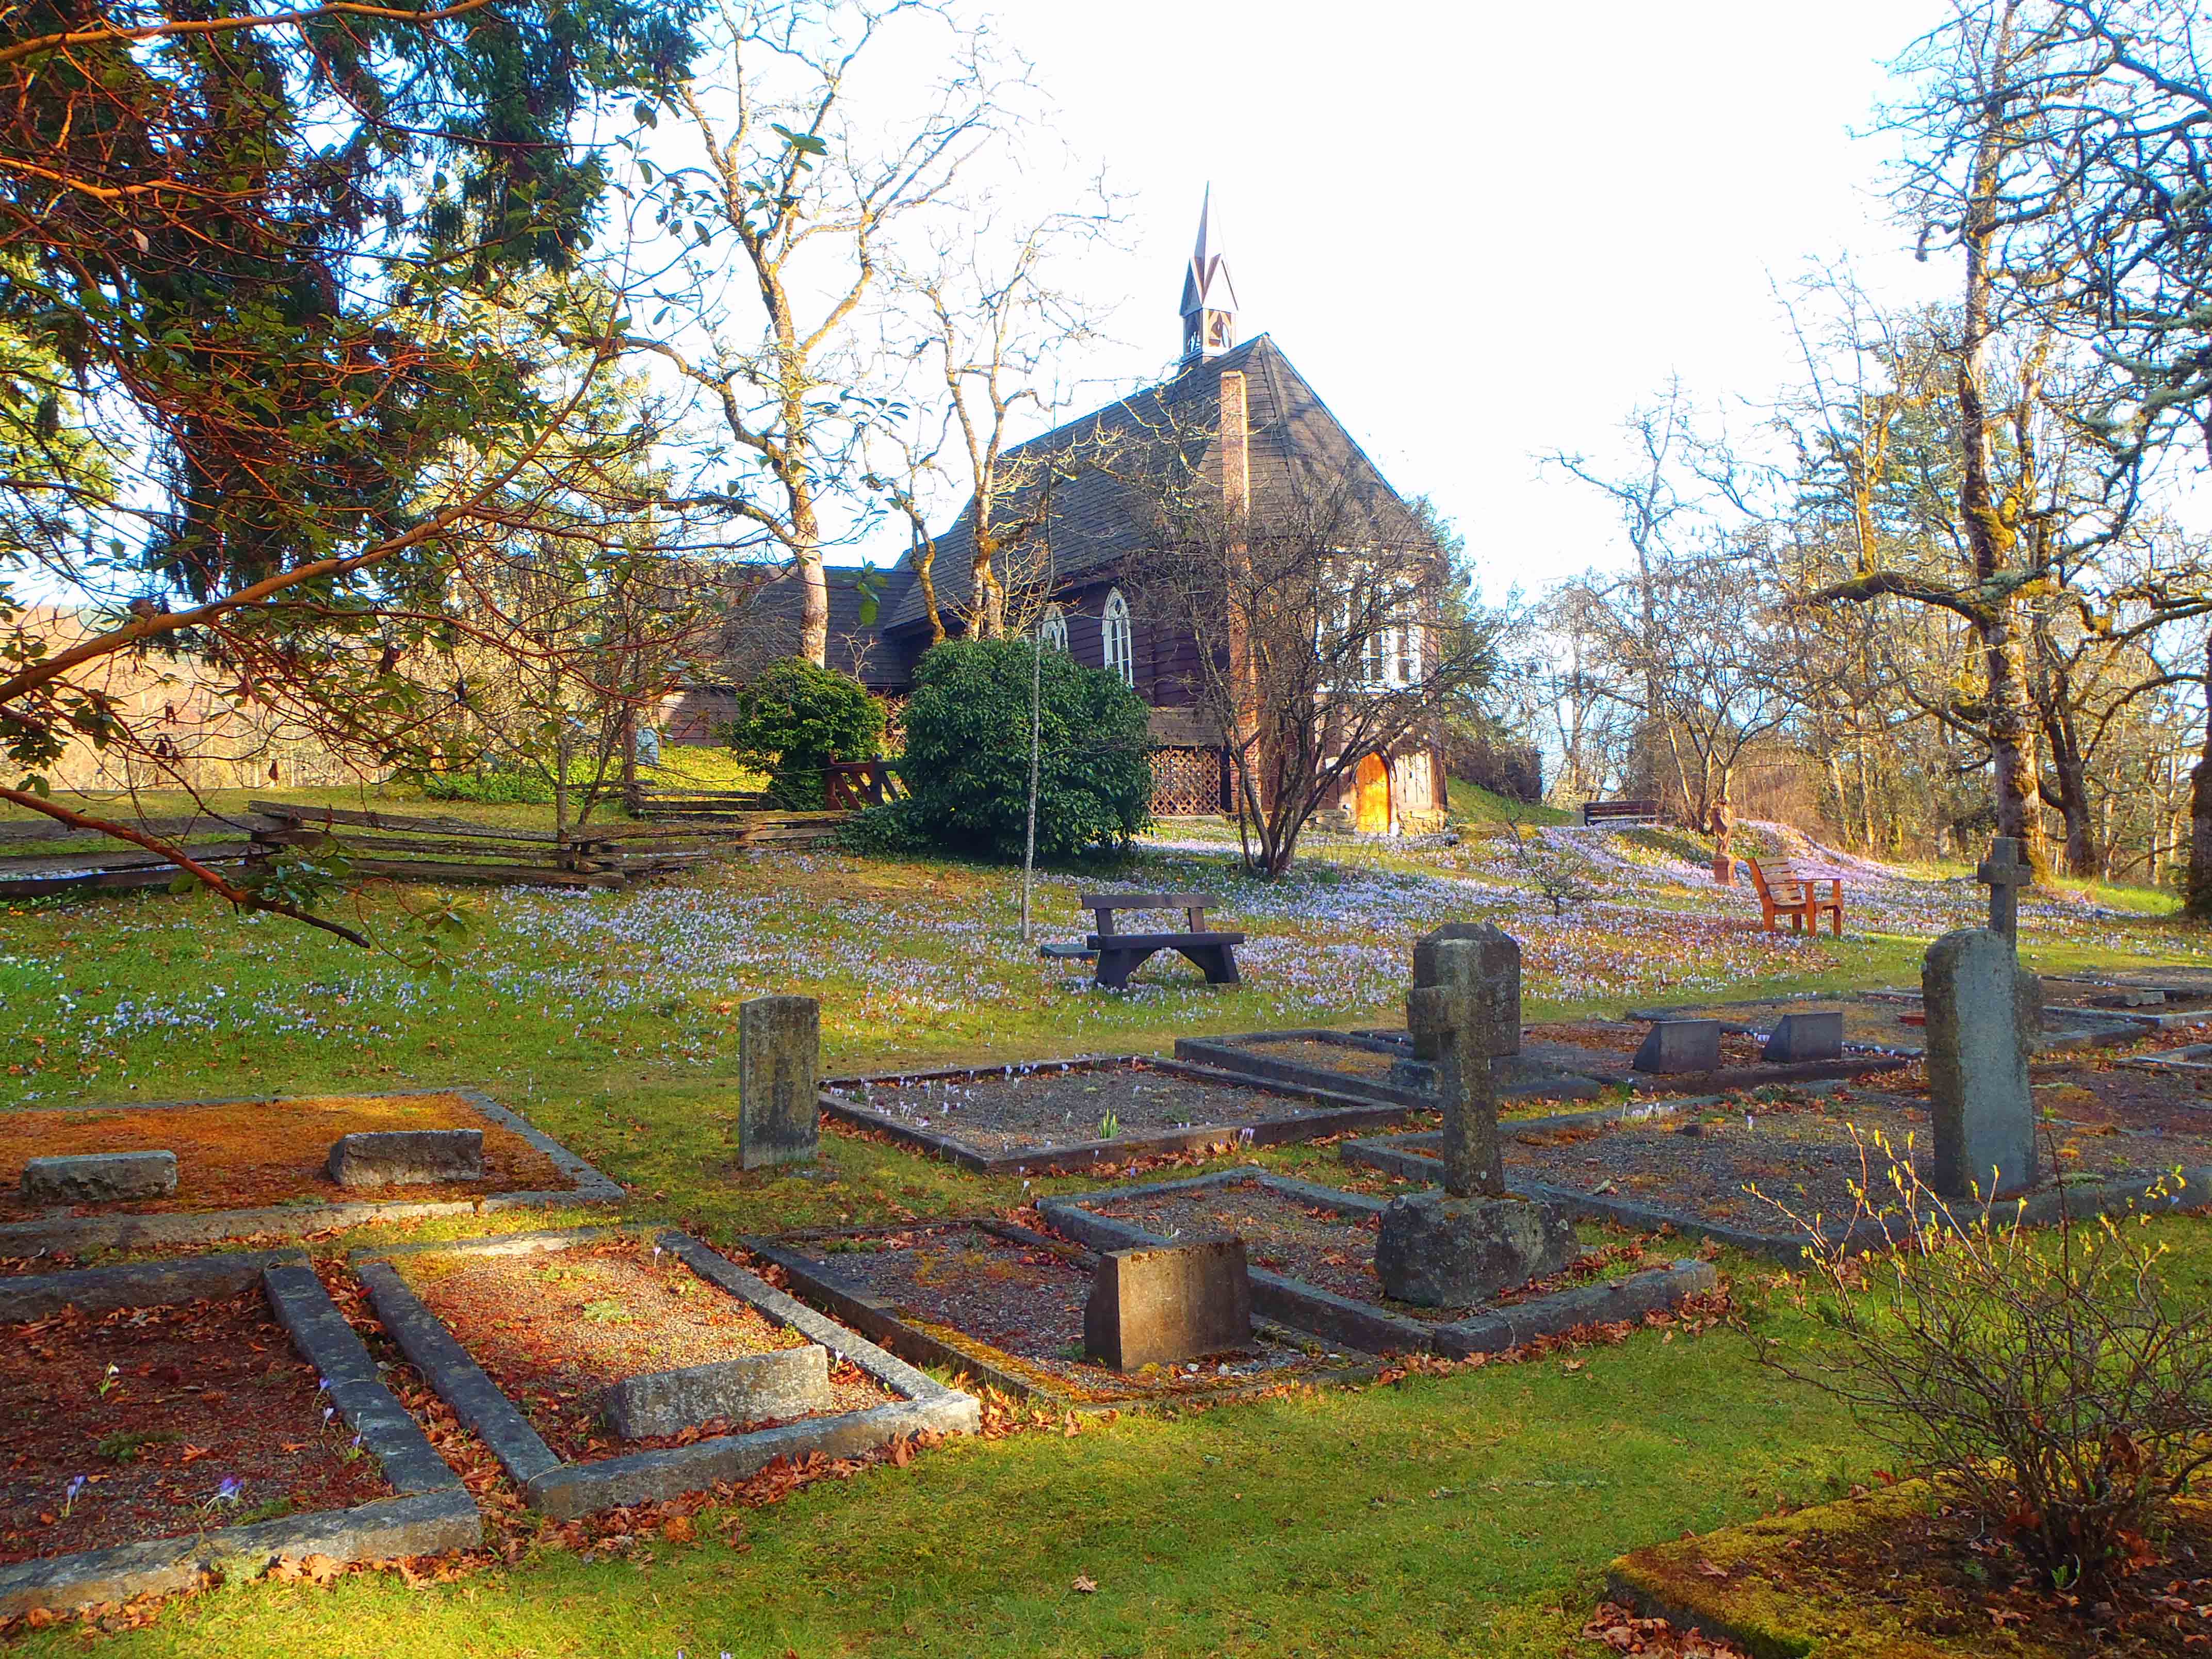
[1080,1177,1663,1323]
[392,1235,891,1461]
[786,1223,1339,1400]
[0,1092,565,1222]
[833,1062,1352,1156]
[1502,1091,2212,1228]
[0,1288,392,1564]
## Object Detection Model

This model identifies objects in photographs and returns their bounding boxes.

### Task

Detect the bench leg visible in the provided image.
[1094,946,1156,990]
[1176,944,1241,985]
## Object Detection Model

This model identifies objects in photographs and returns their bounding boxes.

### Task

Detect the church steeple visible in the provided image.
[1179,185,1238,366]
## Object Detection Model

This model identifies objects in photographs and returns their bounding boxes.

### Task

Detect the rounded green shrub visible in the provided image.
[897,638,1152,860]
[724,658,886,809]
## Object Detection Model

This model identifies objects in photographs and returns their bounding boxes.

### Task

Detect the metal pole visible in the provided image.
[1022,631,1043,941]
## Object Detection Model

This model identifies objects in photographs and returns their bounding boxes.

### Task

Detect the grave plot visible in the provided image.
[1179,1017,1902,1109]
[1630,989,2139,1056]
[1039,1172,1716,1360]
[0,1251,476,1618]
[819,1055,1419,1175]
[2038,963,2212,1031]
[746,1219,1359,1407]
[1342,1087,2212,1258]
[353,1228,976,1520]
[0,1088,620,1257]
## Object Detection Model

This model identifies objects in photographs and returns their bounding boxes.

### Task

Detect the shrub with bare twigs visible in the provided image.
[1752,1128,2212,1593]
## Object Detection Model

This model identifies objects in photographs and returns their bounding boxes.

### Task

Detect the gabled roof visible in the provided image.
[883,334,1419,636]
[719,564,914,690]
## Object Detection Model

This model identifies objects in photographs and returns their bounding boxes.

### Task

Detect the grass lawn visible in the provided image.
[5,791,2211,1654]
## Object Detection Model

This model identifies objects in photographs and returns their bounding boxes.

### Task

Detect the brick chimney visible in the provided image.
[1217,369,1249,519]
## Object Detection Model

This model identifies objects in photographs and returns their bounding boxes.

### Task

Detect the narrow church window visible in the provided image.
[1102,589,1134,687]
[1038,604,1068,652]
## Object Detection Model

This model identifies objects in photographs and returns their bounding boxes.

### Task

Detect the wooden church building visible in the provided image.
[692,197,1449,835]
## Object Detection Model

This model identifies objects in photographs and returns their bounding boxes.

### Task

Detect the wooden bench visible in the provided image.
[1744,858,1844,936]
[1581,799,1661,827]
[1079,891,1245,991]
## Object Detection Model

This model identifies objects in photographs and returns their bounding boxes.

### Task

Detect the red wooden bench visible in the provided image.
[1744,858,1844,936]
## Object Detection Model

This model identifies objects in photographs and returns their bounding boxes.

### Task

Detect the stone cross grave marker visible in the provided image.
[1405,924,1520,1199]
[1923,928,2040,1198]
[738,994,821,1169]
[1976,835,2033,942]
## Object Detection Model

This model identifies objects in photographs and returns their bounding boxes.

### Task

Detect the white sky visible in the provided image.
[836,0,1961,595]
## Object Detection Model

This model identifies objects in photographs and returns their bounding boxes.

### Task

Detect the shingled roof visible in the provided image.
[882,334,1417,636]
[717,563,914,691]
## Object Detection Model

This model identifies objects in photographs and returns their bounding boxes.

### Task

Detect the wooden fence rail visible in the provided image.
[0,799,852,899]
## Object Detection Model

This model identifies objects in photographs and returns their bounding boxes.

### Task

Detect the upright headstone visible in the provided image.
[1405,928,1520,1198]
[1923,929,2040,1198]
[738,994,821,1169]
[1976,836,2033,943]
[1083,1239,1252,1370]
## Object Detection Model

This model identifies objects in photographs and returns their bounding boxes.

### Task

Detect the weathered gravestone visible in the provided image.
[1083,1238,1251,1371]
[600,1345,832,1439]
[327,1129,483,1190]
[1633,1018,1722,1075]
[1924,928,2040,1198]
[1377,928,1577,1305]
[21,1150,177,1203]
[1763,1011,1844,1063]
[739,994,821,1170]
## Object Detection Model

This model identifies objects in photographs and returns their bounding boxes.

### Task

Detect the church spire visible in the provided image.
[1179,185,1238,365]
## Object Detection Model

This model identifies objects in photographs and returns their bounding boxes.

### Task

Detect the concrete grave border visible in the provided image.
[742,1217,1379,1410]
[349,1226,978,1520]
[1337,1102,2212,1261]
[1180,1023,1904,1111]
[0,1085,622,1256]
[1629,991,2142,1056]
[1039,1168,1719,1360]
[1170,1029,1605,1109]
[0,1252,479,1618]
[818,1053,1425,1176]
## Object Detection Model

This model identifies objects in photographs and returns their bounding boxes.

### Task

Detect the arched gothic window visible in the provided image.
[1101,589,1134,687]
[1038,604,1069,652]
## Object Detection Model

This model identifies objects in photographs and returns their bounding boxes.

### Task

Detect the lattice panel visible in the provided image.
[1150,746,1223,817]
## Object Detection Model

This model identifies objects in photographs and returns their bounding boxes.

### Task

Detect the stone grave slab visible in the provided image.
[1083,1239,1253,1370]
[1763,1012,1843,1063]
[600,1349,832,1440]
[746,1219,1362,1407]
[1042,1171,1717,1360]
[738,994,821,1169]
[0,1250,478,1618]
[819,1054,1422,1176]
[326,1129,483,1190]
[352,1227,976,1520]
[1633,1019,1722,1075]
[1338,1086,2212,1261]
[0,1088,619,1256]
[21,1150,176,1204]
